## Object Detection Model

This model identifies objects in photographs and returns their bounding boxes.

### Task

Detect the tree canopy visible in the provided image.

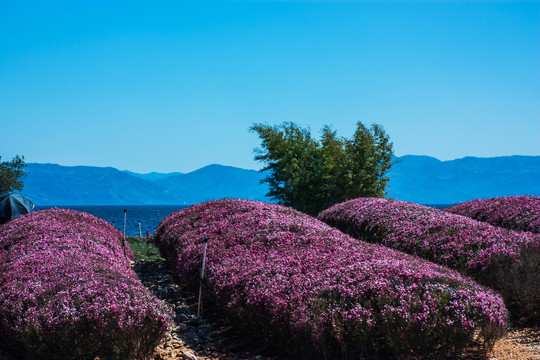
[251,122,395,215]
[0,155,26,192]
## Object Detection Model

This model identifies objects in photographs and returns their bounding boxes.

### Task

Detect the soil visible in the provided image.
[489,327,540,360]
[133,259,279,360]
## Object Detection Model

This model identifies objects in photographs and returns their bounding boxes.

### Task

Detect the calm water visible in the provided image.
[37,203,452,236]
[39,205,189,236]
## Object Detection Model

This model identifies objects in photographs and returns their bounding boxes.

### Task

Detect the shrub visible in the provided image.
[155,199,507,359]
[445,196,540,234]
[318,198,540,323]
[0,209,173,360]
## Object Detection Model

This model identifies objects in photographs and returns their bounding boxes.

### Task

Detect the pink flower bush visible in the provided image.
[155,199,506,359]
[445,196,540,234]
[0,209,173,360]
[318,198,540,323]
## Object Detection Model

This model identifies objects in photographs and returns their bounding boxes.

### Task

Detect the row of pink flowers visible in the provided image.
[318,198,540,323]
[155,199,507,359]
[0,209,173,359]
[445,196,540,234]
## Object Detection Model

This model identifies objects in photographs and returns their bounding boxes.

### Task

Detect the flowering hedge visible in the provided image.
[0,209,173,360]
[445,196,540,234]
[318,198,540,323]
[155,199,507,359]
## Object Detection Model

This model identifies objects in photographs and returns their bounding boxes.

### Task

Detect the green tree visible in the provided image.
[319,126,350,210]
[0,155,26,192]
[345,123,394,198]
[251,122,395,215]
[251,122,322,215]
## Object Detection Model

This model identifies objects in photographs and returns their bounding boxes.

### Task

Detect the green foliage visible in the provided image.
[251,122,395,215]
[0,155,26,192]
[126,236,162,261]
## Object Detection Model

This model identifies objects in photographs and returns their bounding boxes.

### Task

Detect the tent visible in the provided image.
[0,192,35,223]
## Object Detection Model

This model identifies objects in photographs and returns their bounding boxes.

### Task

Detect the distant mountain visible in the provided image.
[24,164,172,205]
[156,164,268,204]
[122,170,184,182]
[24,163,268,205]
[21,155,540,206]
[387,155,540,204]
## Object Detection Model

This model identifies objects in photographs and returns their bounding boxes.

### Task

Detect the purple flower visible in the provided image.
[318,197,540,323]
[0,208,173,359]
[446,196,540,234]
[155,199,507,359]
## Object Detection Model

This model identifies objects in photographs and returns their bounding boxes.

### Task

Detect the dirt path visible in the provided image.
[133,259,279,360]
[489,327,540,360]
[134,258,540,360]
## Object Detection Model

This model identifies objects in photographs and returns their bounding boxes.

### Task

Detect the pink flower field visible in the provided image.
[446,196,540,234]
[155,199,507,359]
[0,209,173,360]
[318,198,540,323]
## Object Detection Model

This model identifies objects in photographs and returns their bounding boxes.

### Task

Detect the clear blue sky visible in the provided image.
[1,0,539,173]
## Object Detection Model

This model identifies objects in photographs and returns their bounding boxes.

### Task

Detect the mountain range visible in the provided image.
[388,155,540,204]
[21,155,540,206]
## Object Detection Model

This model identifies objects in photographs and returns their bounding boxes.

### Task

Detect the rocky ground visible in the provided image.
[136,258,540,360]
[489,327,540,360]
[133,259,280,360]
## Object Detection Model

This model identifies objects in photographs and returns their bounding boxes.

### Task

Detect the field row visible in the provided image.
[1,196,538,359]
[0,209,173,359]
[154,199,514,359]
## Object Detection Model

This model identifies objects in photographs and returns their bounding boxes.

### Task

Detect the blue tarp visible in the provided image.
[0,192,34,221]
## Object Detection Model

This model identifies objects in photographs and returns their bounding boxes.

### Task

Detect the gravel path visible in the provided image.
[133,259,279,360]
[489,327,540,360]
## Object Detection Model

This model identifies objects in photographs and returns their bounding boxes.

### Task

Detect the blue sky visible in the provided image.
[1,1,539,173]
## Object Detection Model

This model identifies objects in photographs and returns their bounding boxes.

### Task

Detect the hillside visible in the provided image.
[21,155,540,205]
[24,163,268,205]
[388,155,540,204]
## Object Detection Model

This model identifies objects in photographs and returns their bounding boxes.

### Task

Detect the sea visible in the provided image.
[37,203,452,237]
[39,205,189,236]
